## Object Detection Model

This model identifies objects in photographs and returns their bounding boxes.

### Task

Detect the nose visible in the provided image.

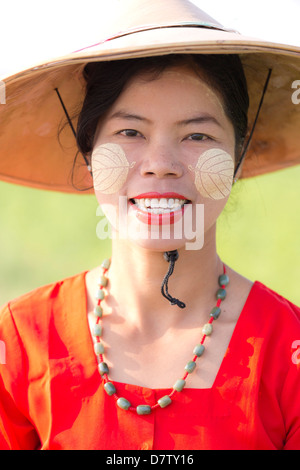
[139,143,184,179]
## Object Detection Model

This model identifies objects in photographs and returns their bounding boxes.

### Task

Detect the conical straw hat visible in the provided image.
[0,0,299,193]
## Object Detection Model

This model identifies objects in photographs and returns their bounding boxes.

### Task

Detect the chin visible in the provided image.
[128,237,188,253]
[118,222,199,253]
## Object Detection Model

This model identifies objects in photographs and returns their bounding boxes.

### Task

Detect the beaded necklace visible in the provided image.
[92,258,229,415]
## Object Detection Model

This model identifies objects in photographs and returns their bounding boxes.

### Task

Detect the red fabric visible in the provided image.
[0,272,300,450]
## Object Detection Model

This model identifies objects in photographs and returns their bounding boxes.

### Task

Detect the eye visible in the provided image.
[118,129,142,137]
[187,133,209,141]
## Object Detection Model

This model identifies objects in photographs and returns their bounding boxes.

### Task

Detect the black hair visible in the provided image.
[76,54,249,166]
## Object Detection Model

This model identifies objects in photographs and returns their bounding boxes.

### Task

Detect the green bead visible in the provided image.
[95,289,105,300]
[104,381,116,396]
[173,379,186,392]
[98,275,108,287]
[157,395,172,408]
[185,360,196,374]
[193,344,205,357]
[218,273,229,287]
[210,306,221,320]
[93,324,103,337]
[216,288,227,300]
[94,305,103,318]
[94,342,104,355]
[202,323,213,336]
[136,405,152,415]
[101,259,111,270]
[117,397,131,410]
[98,362,109,375]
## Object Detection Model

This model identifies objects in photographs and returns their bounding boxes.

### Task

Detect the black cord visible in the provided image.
[54,87,91,172]
[161,250,186,309]
[234,68,273,178]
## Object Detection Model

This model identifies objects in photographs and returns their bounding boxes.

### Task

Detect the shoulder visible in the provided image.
[242,281,300,373]
[233,280,300,376]
[248,283,300,448]
[1,270,87,312]
[0,271,87,347]
[0,271,88,392]
[0,271,89,434]
[248,281,300,326]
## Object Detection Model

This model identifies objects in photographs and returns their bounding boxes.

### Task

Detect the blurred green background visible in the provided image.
[0,164,299,307]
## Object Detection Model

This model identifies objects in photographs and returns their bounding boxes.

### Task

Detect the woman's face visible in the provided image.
[92,65,236,252]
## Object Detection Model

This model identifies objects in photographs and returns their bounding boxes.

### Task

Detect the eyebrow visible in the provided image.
[176,114,223,128]
[108,111,151,123]
[108,110,223,128]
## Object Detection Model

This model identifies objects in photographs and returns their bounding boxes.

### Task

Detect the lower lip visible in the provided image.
[129,200,186,226]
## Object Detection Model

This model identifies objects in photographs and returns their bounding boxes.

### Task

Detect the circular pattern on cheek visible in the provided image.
[188,148,234,200]
[91,143,135,194]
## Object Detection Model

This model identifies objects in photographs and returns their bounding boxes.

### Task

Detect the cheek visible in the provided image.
[189,148,234,200]
[91,143,135,194]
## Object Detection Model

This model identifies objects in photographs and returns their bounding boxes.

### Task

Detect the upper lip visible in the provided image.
[131,192,190,200]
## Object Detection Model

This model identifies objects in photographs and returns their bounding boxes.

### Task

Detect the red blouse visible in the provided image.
[0,271,300,450]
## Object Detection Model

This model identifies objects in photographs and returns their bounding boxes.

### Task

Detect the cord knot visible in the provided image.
[161,250,186,309]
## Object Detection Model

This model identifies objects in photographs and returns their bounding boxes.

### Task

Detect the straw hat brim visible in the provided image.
[1,18,300,193]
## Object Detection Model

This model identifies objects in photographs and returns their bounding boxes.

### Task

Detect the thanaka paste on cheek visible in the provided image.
[91,143,135,194]
[189,148,234,200]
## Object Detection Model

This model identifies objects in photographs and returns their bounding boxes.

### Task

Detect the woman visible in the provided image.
[0,0,300,450]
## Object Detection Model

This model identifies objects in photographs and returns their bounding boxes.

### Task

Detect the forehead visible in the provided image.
[107,65,226,118]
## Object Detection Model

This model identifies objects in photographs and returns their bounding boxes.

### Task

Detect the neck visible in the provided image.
[106,226,223,330]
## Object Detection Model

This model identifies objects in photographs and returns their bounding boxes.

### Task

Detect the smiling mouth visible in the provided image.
[130,197,191,214]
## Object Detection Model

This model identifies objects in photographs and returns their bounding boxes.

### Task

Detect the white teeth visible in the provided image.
[133,197,188,213]
[160,198,168,209]
[150,198,159,208]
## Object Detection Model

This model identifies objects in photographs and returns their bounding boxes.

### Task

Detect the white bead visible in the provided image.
[94,342,104,355]
[98,275,108,287]
[95,289,105,300]
[202,323,213,336]
[101,259,111,270]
